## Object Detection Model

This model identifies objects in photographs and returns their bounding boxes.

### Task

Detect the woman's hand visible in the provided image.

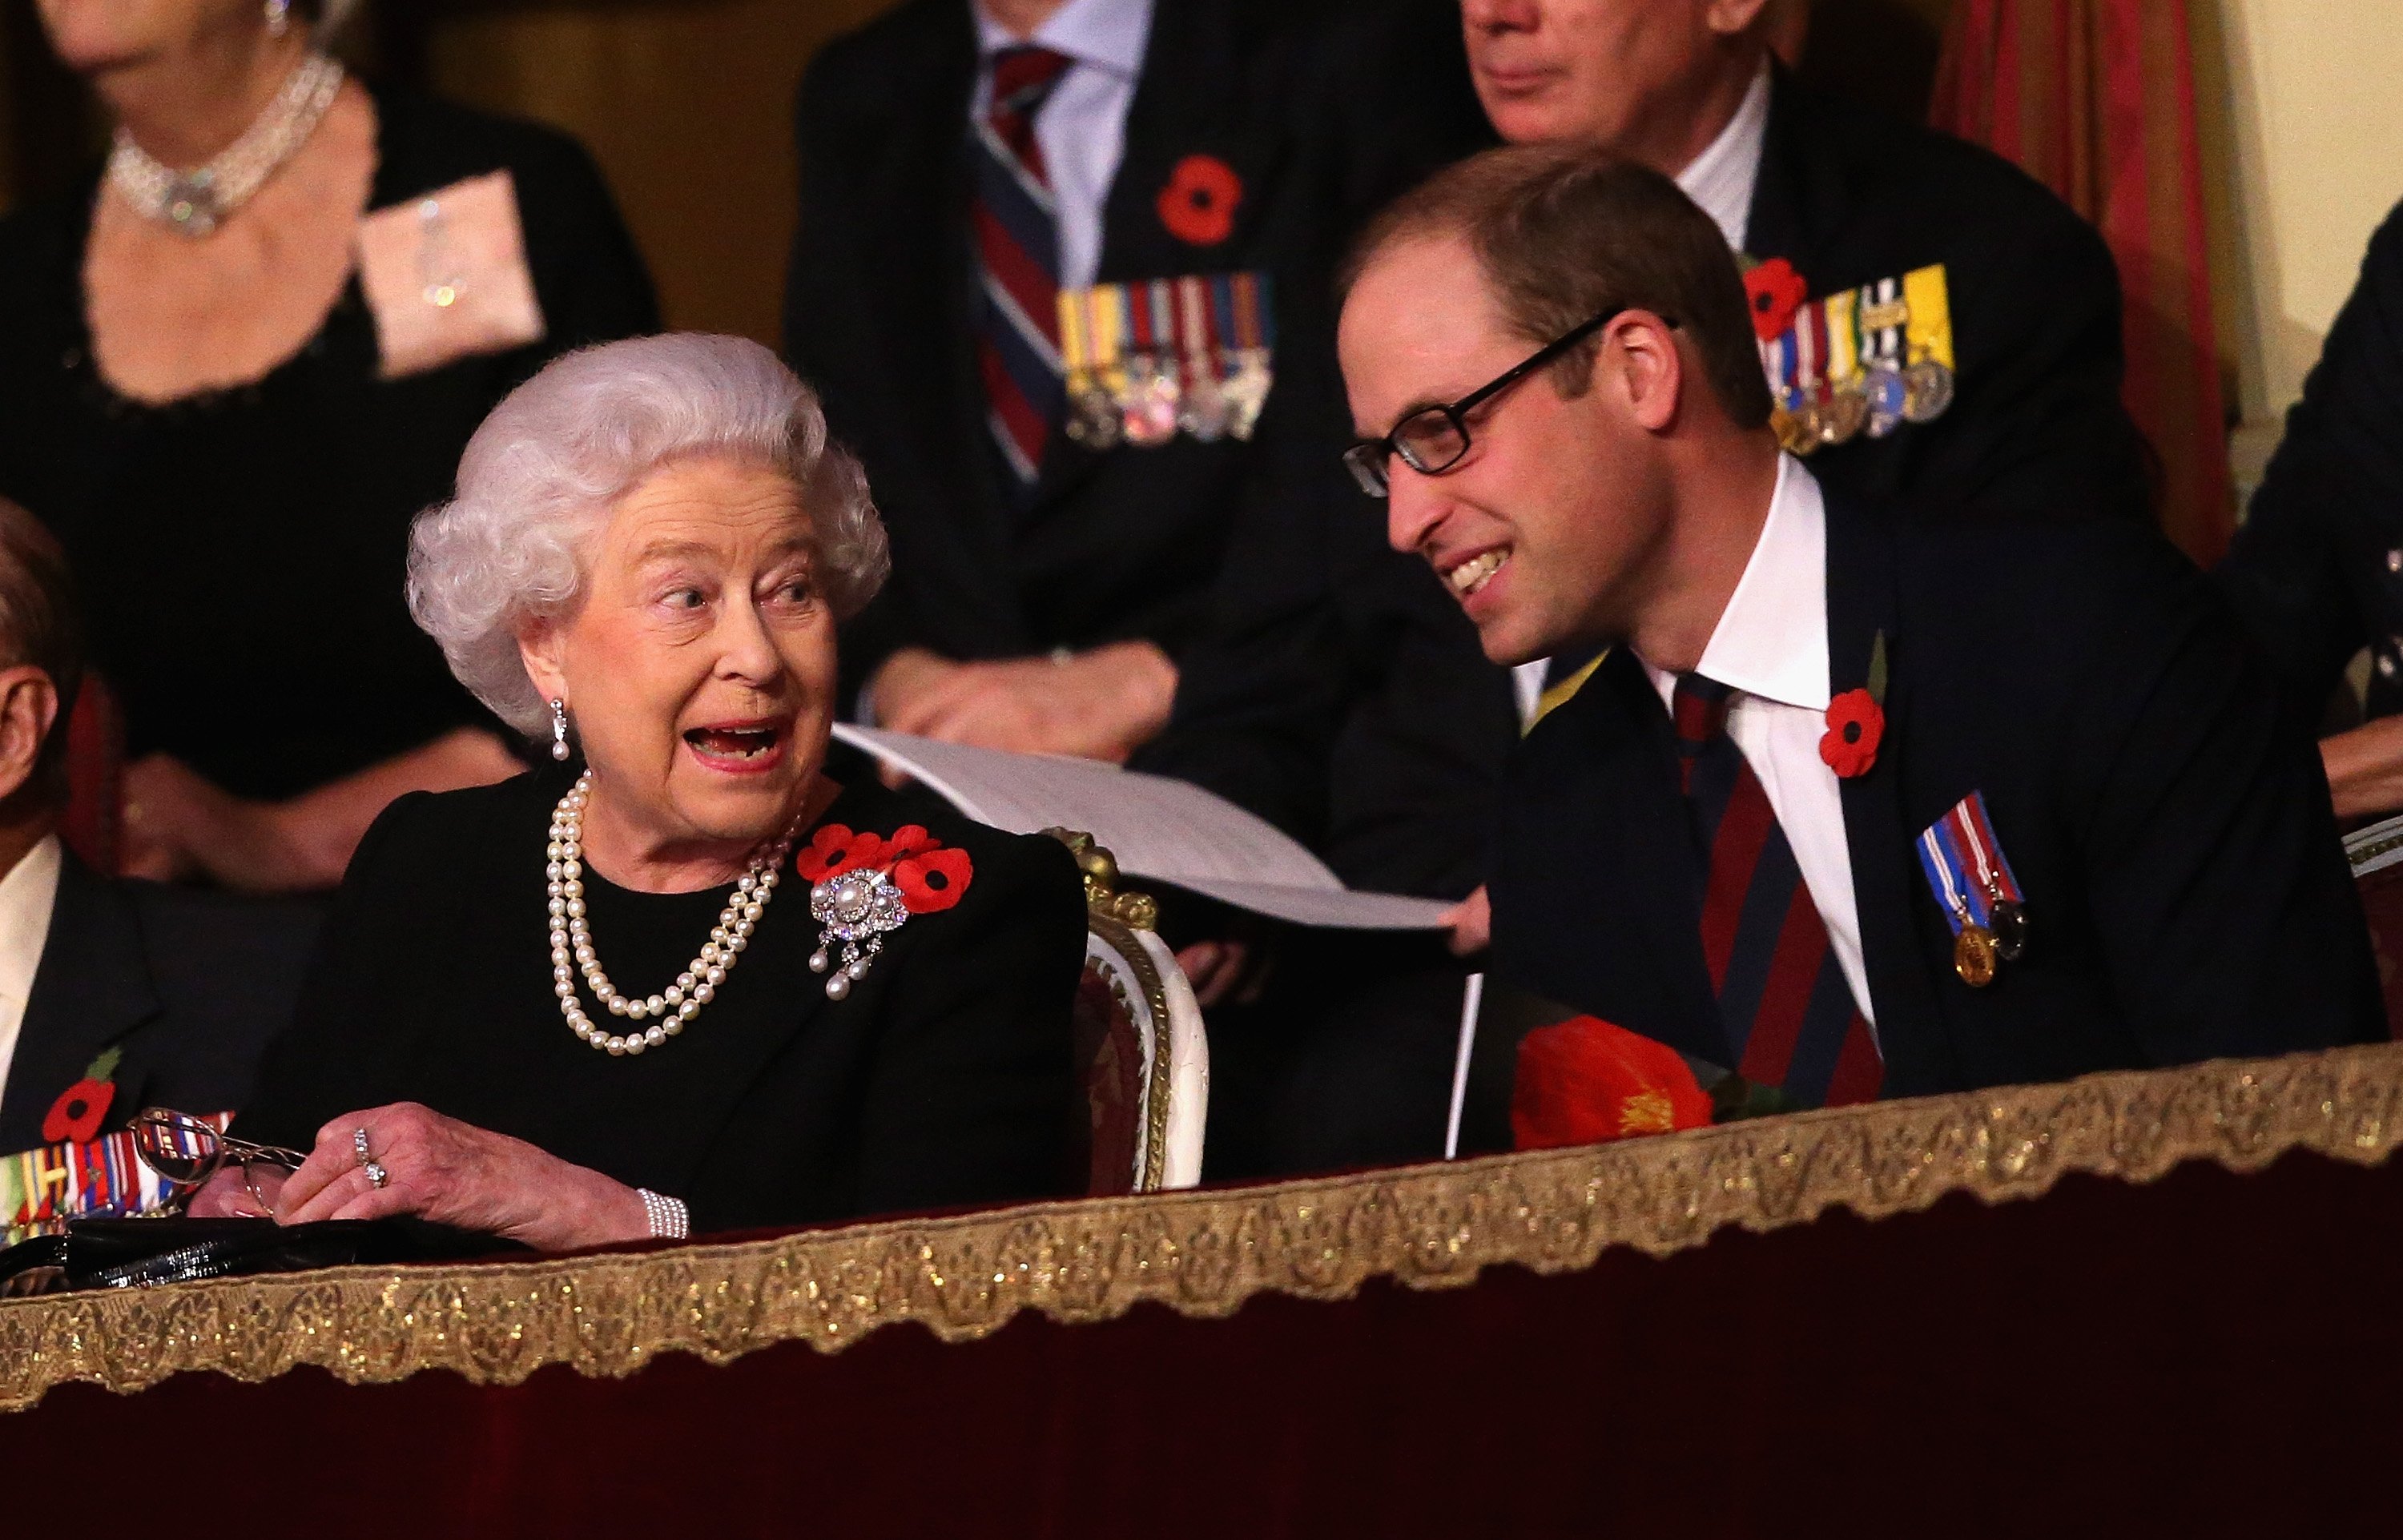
[186,1161,285,1219]
[271,1102,653,1253]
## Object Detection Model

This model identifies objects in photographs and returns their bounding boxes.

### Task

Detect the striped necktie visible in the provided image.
[1670,673,1883,1107]
[972,45,1074,493]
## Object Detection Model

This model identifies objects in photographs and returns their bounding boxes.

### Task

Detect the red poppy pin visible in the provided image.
[1743,256,1809,343]
[1821,630,1889,779]
[42,1047,123,1145]
[802,822,976,999]
[1157,154,1242,246]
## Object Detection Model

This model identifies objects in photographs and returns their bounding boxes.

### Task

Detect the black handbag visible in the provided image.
[0,1216,513,1295]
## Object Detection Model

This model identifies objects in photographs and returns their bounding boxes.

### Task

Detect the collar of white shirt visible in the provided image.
[1674,58,1771,253]
[975,0,1150,78]
[1646,453,1831,712]
[0,834,65,1099]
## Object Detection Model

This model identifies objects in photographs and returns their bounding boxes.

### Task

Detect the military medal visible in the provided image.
[1900,263,1957,424]
[1174,275,1230,442]
[1902,360,1956,423]
[1058,286,1122,450]
[1917,790,2028,989]
[1219,271,1274,440]
[1119,283,1179,447]
[1952,923,1998,988]
[1813,291,1869,447]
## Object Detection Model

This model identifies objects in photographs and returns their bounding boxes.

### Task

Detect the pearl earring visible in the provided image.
[264,0,292,38]
[549,698,571,762]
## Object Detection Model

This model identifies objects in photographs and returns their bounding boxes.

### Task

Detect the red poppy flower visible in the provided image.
[1511,1015,1711,1151]
[894,846,974,915]
[1819,688,1885,779]
[799,825,888,883]
[884,825,938,861]
[42,1078,114,1145]
[1743,256,1809,343]
[1157,155,1242,246]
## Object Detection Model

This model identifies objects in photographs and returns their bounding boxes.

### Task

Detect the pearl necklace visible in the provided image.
[107,53,345,239]
[545,772,803,1056]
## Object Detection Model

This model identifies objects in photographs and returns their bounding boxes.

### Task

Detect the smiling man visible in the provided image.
[1339,145,2381,1107]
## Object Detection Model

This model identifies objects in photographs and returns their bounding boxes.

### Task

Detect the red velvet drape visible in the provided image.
[1931,0,2232,565]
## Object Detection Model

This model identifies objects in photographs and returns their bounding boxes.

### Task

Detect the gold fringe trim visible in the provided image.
[5,1041,2400,1413]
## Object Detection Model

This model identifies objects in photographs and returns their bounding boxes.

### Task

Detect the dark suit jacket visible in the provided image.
[0,854,324,1152]
[2218,197,2403,724]
[787,0,1434,697]
[1145,44,2149,900]
[1488,496,2383,1098]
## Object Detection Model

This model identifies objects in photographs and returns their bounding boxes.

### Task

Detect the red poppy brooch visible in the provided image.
[1743,256,1809,343]
[799,824,973,1000]
[1157,154,1242,246]
[1511,1015,1713,1150]
[42,1047,123,1145]
[1821,630,1889,780]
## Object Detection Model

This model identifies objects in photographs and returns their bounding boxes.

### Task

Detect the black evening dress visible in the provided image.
[0,83,658,799]
[235,767,1089,1232]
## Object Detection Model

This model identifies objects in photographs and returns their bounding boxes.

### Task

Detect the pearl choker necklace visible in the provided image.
[546,772,804,1057]
[107,53,345,239]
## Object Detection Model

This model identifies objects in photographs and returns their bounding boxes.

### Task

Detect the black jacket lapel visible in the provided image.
[1824,493,1956,1094]
[1741,63,1853,265]
[0,854,159,1152]
[1497,649,1732,1067]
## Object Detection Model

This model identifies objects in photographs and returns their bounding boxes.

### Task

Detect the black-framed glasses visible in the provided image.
[1342,305,1667,497]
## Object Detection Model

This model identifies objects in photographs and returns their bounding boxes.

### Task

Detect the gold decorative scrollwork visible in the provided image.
[4,1042,2400,1413]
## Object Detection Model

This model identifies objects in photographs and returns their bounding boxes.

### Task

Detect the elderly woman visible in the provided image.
[191,335,1087,1246]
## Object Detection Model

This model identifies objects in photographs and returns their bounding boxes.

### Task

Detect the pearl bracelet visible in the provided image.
[638,1188,689,1241]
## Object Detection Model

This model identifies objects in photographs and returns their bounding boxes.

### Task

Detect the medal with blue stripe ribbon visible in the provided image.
[1916,790,2027,987]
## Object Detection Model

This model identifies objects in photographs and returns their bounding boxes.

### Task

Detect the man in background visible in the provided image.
[0,497,320,1152]
[785,0,1465,765]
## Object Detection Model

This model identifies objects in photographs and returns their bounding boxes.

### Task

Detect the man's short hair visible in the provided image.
[1342,144,1774,429]
[0,497,84,796]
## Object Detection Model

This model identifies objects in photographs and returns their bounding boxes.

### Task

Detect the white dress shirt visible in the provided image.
[0,834,65,1098]
[1639,457,1877,1030]
[1512,60,1772,723]
[973,0,1154,293]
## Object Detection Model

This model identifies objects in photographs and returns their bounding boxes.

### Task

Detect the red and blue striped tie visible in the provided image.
[1671,673,1883,1107]
[974,46,1073,493]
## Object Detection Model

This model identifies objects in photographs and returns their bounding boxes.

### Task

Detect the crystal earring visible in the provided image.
[264,0,292,38]
[549,698,571,762]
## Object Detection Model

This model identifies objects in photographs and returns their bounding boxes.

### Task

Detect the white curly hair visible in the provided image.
[406,333,888,737]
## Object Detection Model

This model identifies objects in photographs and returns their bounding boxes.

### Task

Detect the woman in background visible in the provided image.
[0,0,657,891]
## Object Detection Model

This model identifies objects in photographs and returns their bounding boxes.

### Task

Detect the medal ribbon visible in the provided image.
[1087,286,1124,400]
[1177,275,1214,385]
[1903,263,1955,370]
[1918,792,2022,935]
[1823,289,1859,389]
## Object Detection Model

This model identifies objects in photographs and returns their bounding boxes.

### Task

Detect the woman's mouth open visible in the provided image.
[683,722,787,773]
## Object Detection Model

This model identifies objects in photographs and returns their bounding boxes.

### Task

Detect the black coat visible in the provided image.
[783,0,1451,695]
[2217,197,2403,722]
[234,770,1088,1234]
[0,854,323,1152]
[1145,50,2150,899]
[1488,496,2382,1099]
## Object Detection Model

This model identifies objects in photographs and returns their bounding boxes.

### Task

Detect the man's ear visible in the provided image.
[0,665,60,806]
[1600,312,1688,435]
[1704,0,1776,40]
[517,618,569,711]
